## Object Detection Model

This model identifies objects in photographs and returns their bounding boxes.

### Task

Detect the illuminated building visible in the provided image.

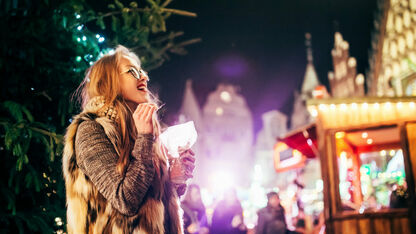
[328,32,365,97]
[367,0,416,96]
[178,82,254,188]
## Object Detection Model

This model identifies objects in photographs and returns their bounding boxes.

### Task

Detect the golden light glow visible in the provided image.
[310,108,318,117]
[220,91,232,103]
[335,132,345,139]
[380,150,387,156]
[389,150,396,156]
[397,102,403,108]
[215,107,223,116]
[367,139,373,144]
[310,99,416,129]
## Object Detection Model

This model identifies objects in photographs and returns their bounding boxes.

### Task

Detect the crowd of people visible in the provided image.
[180,184,325,234]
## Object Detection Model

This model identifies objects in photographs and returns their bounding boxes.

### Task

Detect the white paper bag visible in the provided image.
[159,121,197,158]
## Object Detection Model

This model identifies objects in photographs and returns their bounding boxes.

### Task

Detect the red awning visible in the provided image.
[278,123,318,158]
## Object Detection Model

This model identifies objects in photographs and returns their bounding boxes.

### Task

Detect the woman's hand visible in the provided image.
[169,149,195,185]
[133,103,157,135]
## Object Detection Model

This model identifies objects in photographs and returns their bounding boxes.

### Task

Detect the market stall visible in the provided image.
[306,97,416,234]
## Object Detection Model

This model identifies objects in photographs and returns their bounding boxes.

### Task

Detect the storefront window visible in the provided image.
[335,126,408,212]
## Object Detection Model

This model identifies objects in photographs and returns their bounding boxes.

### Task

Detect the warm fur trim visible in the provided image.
[63,108,183,234]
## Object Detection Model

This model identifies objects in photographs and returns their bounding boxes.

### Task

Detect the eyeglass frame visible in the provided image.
[121,66,149,82]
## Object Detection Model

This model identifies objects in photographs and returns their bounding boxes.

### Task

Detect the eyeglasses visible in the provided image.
[122,67,149,82]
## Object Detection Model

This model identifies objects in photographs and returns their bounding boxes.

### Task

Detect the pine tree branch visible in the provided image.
[74,7,196,28]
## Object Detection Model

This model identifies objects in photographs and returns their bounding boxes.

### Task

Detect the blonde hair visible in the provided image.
[75,45,166,176]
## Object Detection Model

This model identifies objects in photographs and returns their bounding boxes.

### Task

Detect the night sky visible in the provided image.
[150,0,378,133]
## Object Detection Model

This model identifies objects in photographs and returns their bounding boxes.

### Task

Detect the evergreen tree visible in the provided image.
[0,0,198,232]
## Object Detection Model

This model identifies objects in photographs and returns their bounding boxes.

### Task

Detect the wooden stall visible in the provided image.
[306,97,416,234]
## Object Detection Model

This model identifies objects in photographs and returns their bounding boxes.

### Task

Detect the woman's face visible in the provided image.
[119,56,149,106]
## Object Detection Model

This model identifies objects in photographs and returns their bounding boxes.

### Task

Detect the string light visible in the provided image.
[397,102,403,108]
[335,132,345,139]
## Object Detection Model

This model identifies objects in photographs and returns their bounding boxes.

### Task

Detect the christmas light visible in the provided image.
[397,102,403,108]
[98,37,105,43]
[77,25,83,31]
[366,138,373,144]
[361,132,368,138]
[310,108,318,117]
[335,131,345,139]
[82,36,87,41]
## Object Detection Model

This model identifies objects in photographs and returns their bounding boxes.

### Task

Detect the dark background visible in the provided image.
[150,0,378,133]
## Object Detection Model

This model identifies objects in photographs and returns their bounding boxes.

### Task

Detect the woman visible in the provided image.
[63,45,195,233]
[211,188,246,234]
[181,184,209,234]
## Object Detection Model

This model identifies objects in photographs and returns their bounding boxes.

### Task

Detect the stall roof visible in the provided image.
[278,122,318,159]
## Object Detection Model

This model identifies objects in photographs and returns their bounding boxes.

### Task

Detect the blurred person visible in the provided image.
[390,183,409,208]
[256,192,287,234]
[181,184,209,234]
[312,212,325,234]
[63,45,195,233]
[211,188,247,234]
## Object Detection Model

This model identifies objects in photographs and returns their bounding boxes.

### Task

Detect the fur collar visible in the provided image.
[84,96,119,121]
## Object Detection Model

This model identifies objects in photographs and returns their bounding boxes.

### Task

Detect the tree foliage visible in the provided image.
[0,0,197,231]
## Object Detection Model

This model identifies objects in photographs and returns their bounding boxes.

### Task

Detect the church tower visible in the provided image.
[291,33,320,129]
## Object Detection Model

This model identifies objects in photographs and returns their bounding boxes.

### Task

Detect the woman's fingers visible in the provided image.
[145,105,157,122]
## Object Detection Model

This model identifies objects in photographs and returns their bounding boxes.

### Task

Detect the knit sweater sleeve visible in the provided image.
[75,120,155,216]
